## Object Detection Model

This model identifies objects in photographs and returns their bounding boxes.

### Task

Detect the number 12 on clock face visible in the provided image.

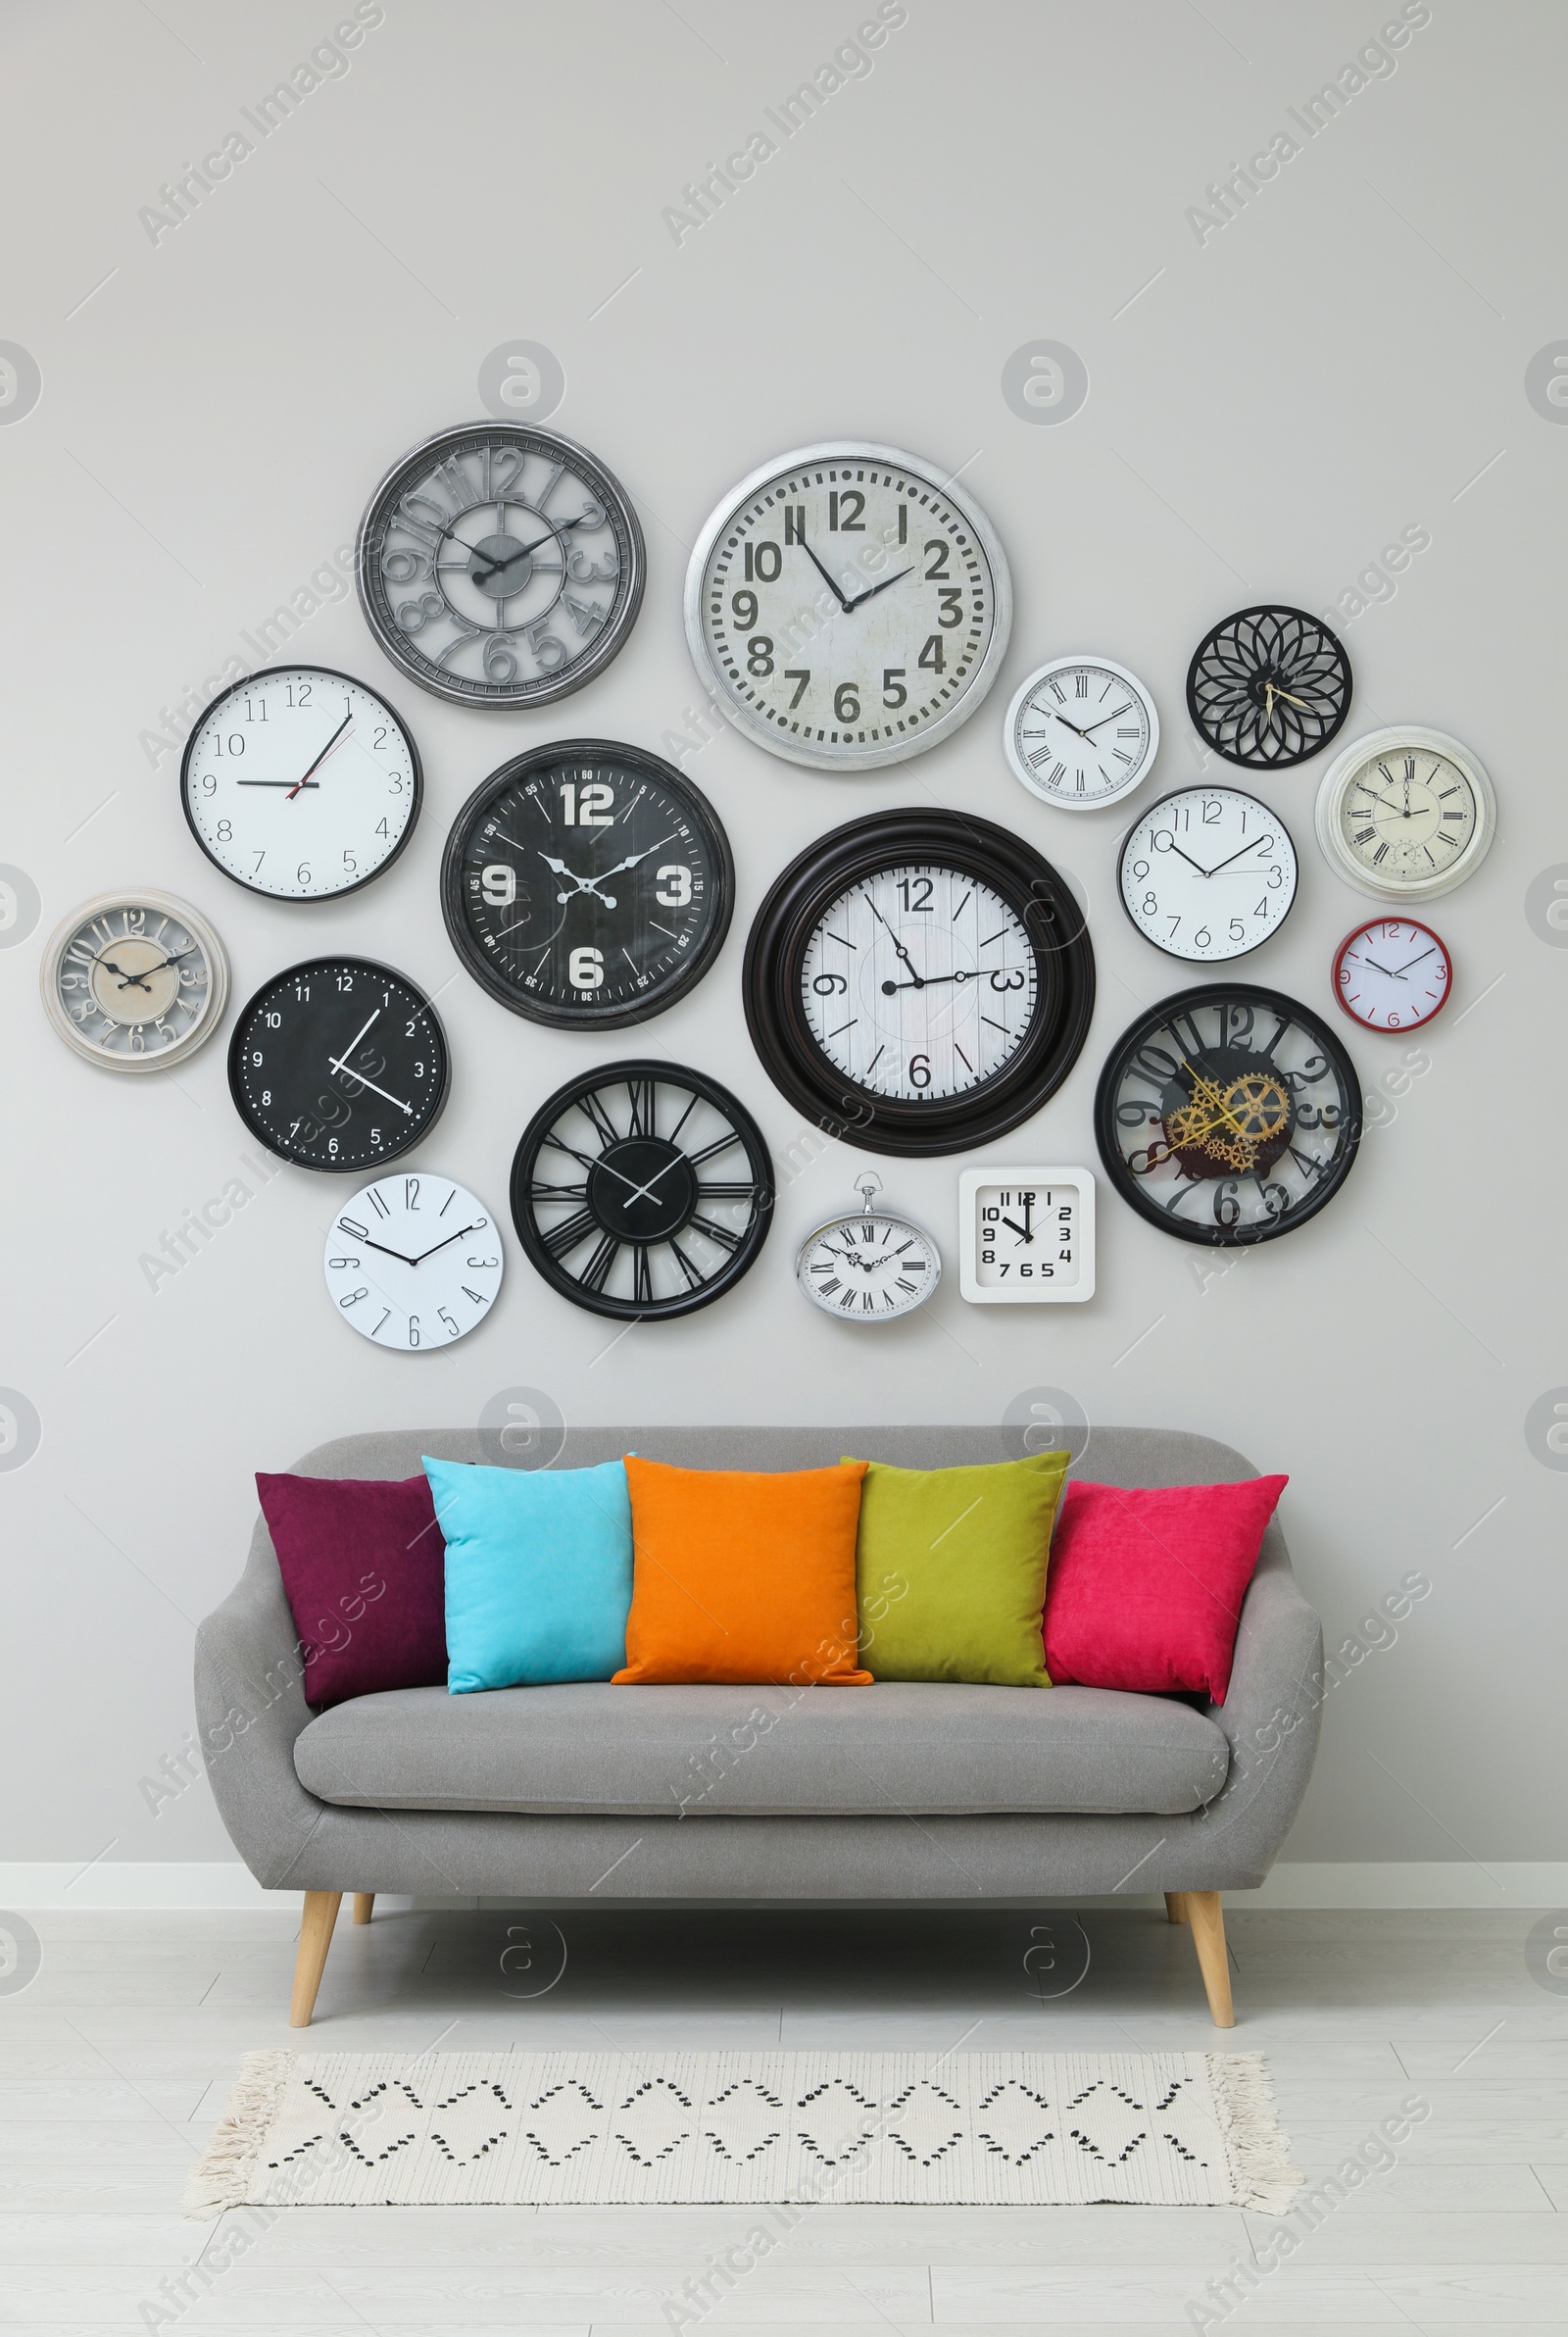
[957,1168,1096,1305]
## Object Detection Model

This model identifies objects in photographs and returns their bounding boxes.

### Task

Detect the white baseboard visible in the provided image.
[2,1860,1566,1912]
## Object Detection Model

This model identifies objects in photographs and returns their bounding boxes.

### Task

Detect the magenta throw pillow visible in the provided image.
[256,1472,448,1709]
[1042,1475,1288,1704]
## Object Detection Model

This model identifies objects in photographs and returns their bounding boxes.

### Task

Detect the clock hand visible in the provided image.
[1391,946,1437,974]
[1078,701,1134,738]
[537,851,617,910]
[840,564,915,611]
[326,1058,415,1117]
[1000,1215,1034,1243]
[93,955,154,993]
[594,832,679,880]
[865,895,924,986]
[1163,840,1214,878]
[470,522,572,589]
[1362,956,1403,979]
[406,1220,484,1266]
[354,1233,421,1267]
[795,538,854,614]
[544,1134,650,1200]
[1202,836,1270,876]
[287,713,354,800]
[1053,711,1093,741]
[1354,786,1408,818]
[880,969,974,994]
[118,946,198,987]
[1274,686,1312,710]
[233,778,319,788]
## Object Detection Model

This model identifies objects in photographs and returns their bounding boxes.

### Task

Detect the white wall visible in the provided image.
[1,0,1562,1883]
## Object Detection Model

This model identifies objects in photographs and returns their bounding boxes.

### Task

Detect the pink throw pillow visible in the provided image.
[1042,1476,1287,1704]
[256,1472,448,1709]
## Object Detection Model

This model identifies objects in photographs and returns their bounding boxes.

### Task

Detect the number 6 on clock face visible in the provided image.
[957,1168,1095,1304]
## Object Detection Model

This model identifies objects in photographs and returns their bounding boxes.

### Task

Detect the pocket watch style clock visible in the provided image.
[1096,984,1360,1246]
[684,440,1011,771]
[228,958,449,1171]
[1118,787,1298,962]
[511,1061,773,1319]
[441,741,733,1028]
[745,810,1094,1158]
[1187,606,1351,769]
[324,1172,503,1350]
[1333,917,1452,1032]
[1004,656,1157,810]
[796,1173,940,1321]
[1314,726,1495,902]
[40,890,227,1071]
[357,422,645,709]
[957,1168,1095,1303]
[181,668,420,900]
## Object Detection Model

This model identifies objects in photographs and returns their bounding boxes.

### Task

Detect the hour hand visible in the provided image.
[842,564,914,611]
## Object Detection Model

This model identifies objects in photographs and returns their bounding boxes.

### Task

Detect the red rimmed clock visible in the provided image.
[1332,918,1451,1034]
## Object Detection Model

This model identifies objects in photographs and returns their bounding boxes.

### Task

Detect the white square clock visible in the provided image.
[958,1168,1096,1305]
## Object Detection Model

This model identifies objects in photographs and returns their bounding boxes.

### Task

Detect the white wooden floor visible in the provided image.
[1,1901,1565,2331]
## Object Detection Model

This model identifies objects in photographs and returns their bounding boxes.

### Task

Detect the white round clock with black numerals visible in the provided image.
[795,1175,941,1323]
[356,422,645,709]
[1314,726,1495,902]
[181,668,420,900]
[1004,656,1158,810]
[40,890,228,1072]
[1118,785,1298,962]
[324,1172,503,1350]
[227,957,449,1171]
[684,441,1012,771]
[441,741,733,1027]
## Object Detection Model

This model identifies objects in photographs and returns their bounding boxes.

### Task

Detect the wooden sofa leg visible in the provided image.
[1185,1891,1235,2027]
[290,1891,342,2028]
[1164,1891,1188,1924]
[352,1893,375,1925]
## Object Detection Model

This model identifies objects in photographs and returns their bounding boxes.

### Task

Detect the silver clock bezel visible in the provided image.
[1004,655,1159,811]
[1314,724,1496,902]
[794,1204,943,1320]
[40,888,229,1074]
[683,439,1013,772]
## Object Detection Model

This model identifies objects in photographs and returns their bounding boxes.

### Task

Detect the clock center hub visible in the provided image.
[468,531,535,601]
[590,1138,697,1243]
[90,936,180,1023]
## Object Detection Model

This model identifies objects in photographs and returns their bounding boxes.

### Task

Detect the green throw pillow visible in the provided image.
[846,1452,1071,1688]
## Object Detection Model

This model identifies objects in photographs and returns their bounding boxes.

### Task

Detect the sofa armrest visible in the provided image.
[194,1527,328,1889]
[1191,1522,1324,1884]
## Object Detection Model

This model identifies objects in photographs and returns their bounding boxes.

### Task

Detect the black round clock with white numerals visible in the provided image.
[744,810,1095,1158]
[227,957,449,1171]
[1095,984,1361,1245]
[441,741,733,1027]
[511,1062,773,1318]
[356,422,645,709]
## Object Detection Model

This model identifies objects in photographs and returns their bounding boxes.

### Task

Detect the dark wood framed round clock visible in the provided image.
[743,810,1095,1158]
[1095,983,1361,1245]
[511,1062,773,1318]
[1186,606,1352,770]
[440,741,733,1028]
[227,957,449,1171]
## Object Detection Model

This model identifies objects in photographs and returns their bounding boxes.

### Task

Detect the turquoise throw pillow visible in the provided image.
[422,1457,633,1693]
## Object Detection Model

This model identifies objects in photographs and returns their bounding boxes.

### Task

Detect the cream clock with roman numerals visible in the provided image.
[324,1172,504,1349]
[1314,726,1495,901]
[40,891,228,1072]
[957,1168,1095,1304]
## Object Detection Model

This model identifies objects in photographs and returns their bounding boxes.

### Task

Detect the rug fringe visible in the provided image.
[183,2047,296,2217]
[1209,2050,1301,2213]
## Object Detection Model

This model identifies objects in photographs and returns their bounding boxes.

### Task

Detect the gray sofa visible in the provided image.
[195,1425,1323,2030]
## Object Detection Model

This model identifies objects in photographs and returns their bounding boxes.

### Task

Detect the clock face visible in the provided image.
[324,1173,503,1350]
[357,422,645,709]
[796,1209,940,1321]
[958,1168,1095,1304]
[181,668,420,901]
[228,958,449,1171]
[1315,727,1495,901]
[1096,985,1361,1245]
[440,741,733,1028]
[1187,605,1351,769]
[511,1062,773,1319]
[1119,787,1298,962]
[1004,657,1158,810]
[40,891,228,1072]
[684,440,1011,771]
[1333,918,1452,1032]
[745,812,1095,1158]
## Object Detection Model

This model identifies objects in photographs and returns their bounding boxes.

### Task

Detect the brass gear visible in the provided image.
[1163,1067,1293,1177]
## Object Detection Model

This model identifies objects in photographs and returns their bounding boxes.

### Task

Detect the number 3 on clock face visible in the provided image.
[957,1168,1095,1304]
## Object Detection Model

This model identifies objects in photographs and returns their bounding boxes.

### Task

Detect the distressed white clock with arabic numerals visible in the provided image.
[958,1168,1096,1304]
[324,1172,503,1350]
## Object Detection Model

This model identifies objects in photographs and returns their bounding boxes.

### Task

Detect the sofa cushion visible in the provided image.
[292,1680,1230,1818]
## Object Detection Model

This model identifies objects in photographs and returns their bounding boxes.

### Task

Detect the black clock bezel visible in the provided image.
[179,665,424,902]
[439,739,735,1030]
[742,809,1096,1159]
[355,421,646,710]
[510,1059,775,1319]
[1094,981,1361,1246]
[1186,604,1352,771]
[1115,785,1299,963]
[226,955,451,1173]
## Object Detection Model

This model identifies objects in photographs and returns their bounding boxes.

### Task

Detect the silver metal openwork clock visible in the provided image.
[795,1174,941,1321]
[684,441,1012,771]
[357,422,646,709]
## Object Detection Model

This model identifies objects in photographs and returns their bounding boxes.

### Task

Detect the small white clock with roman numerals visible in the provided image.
[324,1172,504,1350]
[958,1168,1095,1304]
[1004,656,1158,810]
[796,1175,941,1322]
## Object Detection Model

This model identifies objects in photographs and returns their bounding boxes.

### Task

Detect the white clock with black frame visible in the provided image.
[324,1172,503,1350]
[1118,785,1298,962]
[957,1168,1095,1305]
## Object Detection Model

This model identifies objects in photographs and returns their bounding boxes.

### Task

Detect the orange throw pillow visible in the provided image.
[613,1458,871,1686]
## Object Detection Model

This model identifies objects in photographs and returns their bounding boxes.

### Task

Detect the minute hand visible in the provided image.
[1203,836,1272,876]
